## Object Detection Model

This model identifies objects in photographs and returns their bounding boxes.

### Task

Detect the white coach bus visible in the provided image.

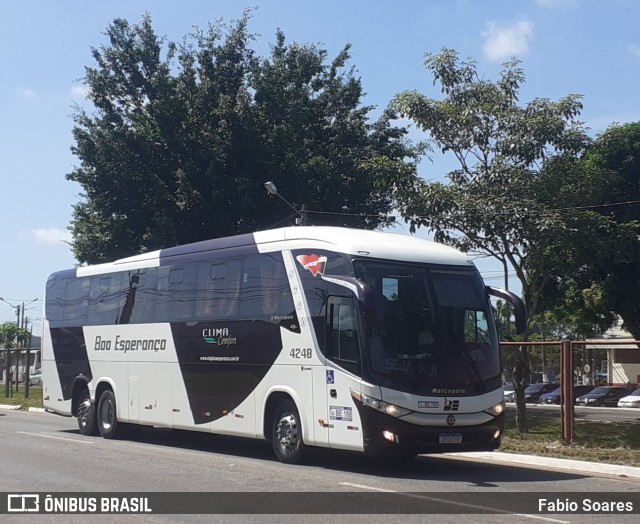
[42,226,525,463]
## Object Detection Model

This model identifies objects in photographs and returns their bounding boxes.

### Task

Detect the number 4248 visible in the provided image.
[290,348,312,359]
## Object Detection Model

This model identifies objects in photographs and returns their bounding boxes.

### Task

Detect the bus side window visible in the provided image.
[88,274,121,325]
[239,254,292,320]
[63,277,89,325]
[156,265,196,321]
[261,257,292,316]
[195,262,218,320]
[125,269,157,324]
[195,261,241,320]
[46,276,68,326]
[326,297,361,376]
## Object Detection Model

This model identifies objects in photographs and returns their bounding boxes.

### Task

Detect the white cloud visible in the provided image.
[629,44,640,61]
[70,84,89,100]
[31,228,72,245]
[17,88,37,100]
[535,0,576,7]
[482,19,534,62]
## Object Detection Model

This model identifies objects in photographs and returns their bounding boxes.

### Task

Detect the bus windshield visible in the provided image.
[354,260,500,397]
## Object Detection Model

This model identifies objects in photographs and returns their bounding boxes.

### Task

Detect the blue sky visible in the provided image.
[1,0,639,331]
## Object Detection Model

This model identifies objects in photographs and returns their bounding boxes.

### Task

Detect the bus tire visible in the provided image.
[77,388,98,436]
[97,390,121,439]
[272,399,306,464]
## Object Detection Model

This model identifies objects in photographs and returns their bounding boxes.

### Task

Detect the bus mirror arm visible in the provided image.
[320,275,376,310]
[486,286,527,335]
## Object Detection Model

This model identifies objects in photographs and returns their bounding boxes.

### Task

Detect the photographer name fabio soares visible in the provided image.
[538,498,634,513]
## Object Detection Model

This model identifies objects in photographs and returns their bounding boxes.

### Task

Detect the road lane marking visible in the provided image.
[339,482,570,523]
[339,482,395,492]
[17,431,96,445]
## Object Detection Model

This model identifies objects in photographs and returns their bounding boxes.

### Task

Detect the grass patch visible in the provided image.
[0,386,43,410]
[502,415,640,467]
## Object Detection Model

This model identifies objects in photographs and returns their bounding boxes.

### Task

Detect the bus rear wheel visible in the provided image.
[97,390,121,439]
[77,388,98,436]
[272,399,306,464]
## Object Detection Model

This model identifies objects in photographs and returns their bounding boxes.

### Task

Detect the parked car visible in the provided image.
[503,383,530,403]
[617,389,640,408]
[503,384,515,402]
[523,383,558,403]
[576,386,629,407]
[29,369,42,387]
[539,385,594,405]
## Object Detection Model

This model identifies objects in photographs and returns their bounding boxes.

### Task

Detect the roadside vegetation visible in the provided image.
[0,387,43,411]
[503,416,640,467]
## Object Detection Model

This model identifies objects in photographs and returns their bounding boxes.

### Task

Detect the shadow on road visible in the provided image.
[56,423,590,486]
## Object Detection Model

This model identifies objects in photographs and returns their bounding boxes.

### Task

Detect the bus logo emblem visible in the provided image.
[443,399,459,412]
[447,415,456,426]
[296,254,327,277]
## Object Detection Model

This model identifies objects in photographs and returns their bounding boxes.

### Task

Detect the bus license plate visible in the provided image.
[439,433,463,444]
[330,406,353,421]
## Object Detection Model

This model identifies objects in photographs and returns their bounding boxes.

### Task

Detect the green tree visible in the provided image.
[541,123,640,340]
[0,322,31,398]
[391,49,590,431]
[583,122,640,341]
[392,49,589,327]
[67,13,421,264]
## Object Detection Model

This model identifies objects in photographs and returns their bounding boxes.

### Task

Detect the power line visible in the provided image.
[552,199,640,212]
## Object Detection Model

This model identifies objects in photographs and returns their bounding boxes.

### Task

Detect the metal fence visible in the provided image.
[0,347,40,398]
[501,340,640,449]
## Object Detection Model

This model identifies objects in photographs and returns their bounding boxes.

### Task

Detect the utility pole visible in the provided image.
[15,303,23,392]
[25,321,32,398]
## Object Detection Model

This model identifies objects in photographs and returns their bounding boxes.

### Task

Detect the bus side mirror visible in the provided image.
[487,286,527,335]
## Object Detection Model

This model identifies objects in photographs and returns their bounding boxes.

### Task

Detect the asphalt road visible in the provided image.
[1,409,639,523]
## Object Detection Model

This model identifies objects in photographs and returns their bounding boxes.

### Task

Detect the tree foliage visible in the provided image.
[541,123,640,340]
[391,49,591,333]
[68,12,421,263]
[0,322,31,349]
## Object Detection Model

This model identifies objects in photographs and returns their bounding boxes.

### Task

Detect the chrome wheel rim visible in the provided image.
[78,398,92,429]
[276,413,299,454]
[100,399,114,431]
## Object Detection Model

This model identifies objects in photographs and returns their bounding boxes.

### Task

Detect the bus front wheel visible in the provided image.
[272,399,306,464]
[97,390,121,439]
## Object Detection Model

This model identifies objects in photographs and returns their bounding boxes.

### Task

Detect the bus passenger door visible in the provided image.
[324,296,365,452]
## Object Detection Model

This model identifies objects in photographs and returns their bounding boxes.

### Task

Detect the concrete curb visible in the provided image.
[447,451,640,479]
[0,403,22,410]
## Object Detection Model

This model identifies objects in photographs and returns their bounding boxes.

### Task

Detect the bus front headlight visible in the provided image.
[484,401,505,417]
[352,391,411,418]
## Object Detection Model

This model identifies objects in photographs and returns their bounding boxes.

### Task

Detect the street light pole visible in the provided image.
[263,181,307,226]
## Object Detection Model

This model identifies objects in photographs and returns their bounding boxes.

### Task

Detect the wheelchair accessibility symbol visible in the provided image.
[326,370,334,384]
